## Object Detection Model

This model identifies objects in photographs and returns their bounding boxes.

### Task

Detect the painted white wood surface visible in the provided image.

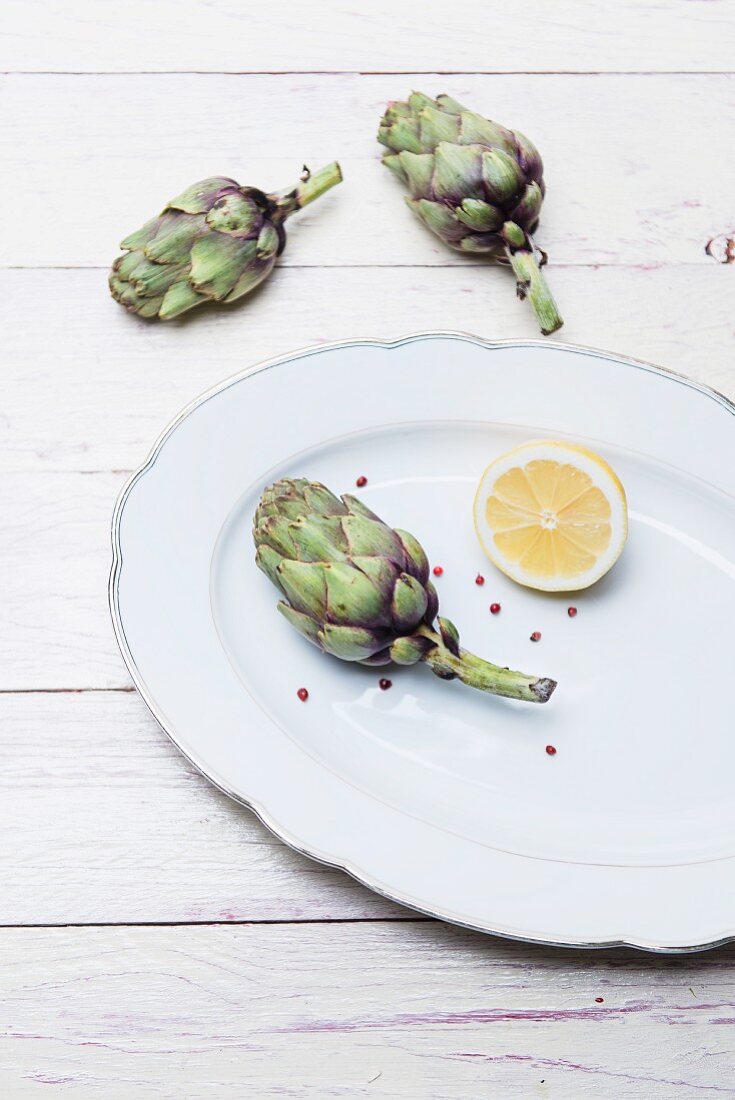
[1,926,734,1100]
[3,0,735,1094]
[2,72,732,269]
[3,0,732,73]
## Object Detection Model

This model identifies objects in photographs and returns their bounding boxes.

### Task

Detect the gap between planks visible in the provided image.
[2,70,734,76]
[0,917,432,929]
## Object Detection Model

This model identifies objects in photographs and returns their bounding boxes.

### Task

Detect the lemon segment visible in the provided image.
[474,440,628,591]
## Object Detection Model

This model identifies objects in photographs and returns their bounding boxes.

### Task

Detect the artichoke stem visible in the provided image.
[504,244,563,336]
[274,161,343,219]
[417,625,557,704]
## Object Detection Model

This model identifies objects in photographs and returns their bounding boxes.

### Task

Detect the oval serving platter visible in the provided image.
[110,333,735,950]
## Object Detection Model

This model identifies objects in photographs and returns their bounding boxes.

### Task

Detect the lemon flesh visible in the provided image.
[473,440,628,592]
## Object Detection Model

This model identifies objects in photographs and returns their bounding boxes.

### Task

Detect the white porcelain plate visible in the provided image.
[110,334,735,951]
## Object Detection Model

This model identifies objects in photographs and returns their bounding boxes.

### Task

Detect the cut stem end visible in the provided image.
[504,244,563,335]
[418,626,557,704]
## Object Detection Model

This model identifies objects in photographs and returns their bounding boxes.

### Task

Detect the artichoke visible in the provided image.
[254,478,556,704]
[378,92,562,335]
[110,162,342,320]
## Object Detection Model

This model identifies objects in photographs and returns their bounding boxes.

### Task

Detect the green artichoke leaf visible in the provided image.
[394,529,430,585]
[319,623,386,661]
[512,129,543,180]
[381,154,408,185]
[379,117,424,154]
[455,198,504,232]
[459,111,516,153]
[167,177,238,215]
[341,514,406,566]
[289,515,349,562]
[397,151,435,198]
[341,494,381,521]
[189,236,258,300]
[323,562,390,628]
[224,260,274,303]
[257,515,300,558]
[145,212,205,264]
[120,216,163,251]
[511,181,543,227]
[408,91,437,112]
[305,483,350,516]
[481,149,524,205]
[434,93,468,114]
[130,257,191,298]
[419,105,460,147]
[391,573,429,633]
[431,142,484,204]
[205,191,261,237]
[135,295,166,319]
[255,544,286,591]
[112,249,143,278]
[277,601,321,646]
[390,634,434,665]
[159,280,204,320]
[278,560,328,619]
[350,554,400,599]
[412,199,467,244]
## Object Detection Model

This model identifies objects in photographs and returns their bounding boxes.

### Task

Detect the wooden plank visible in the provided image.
[2,265,733,479]
[0,72,732,268]
[2,0,732,74]
[0,690,403,923]
[0,923,733,1097]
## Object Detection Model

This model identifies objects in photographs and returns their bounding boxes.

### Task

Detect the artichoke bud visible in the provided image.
[390,634,435,665]
[378,91,562,334]
[110,162,342,320]
[438,616,461,657]
[254,479,557,704]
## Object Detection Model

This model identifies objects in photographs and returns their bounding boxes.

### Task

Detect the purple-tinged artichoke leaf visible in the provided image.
[481,149,524,206]
[256,223,280,259]
[167,177,238,215]
[390,634,434,665]
[391,573,429,633]
[424,581,439,625]
[414,199,467,243]
[145,212,205,264]
[223,259,274,302]
[319,623,387,661]
[438,616,460,657]
[394,528,430,585]
[351,554,400,599]
[359,647,394,667]
[512,130,543,181]
[278,601,322,647]
[511,181,543,228]
[278,560,328,619]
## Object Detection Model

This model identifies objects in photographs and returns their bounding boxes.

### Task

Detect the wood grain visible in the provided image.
[2,72,733,268]
[0,690,404,923]
[2,0,732,74]
[1,923,733,1098]
[3,266,734,482]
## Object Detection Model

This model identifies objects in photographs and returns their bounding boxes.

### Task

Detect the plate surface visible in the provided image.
[111,334,735,950]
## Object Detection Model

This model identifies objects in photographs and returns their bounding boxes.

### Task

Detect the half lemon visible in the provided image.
[473,440,628,592]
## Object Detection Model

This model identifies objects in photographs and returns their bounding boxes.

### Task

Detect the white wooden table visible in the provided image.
[2,3,735,1095]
